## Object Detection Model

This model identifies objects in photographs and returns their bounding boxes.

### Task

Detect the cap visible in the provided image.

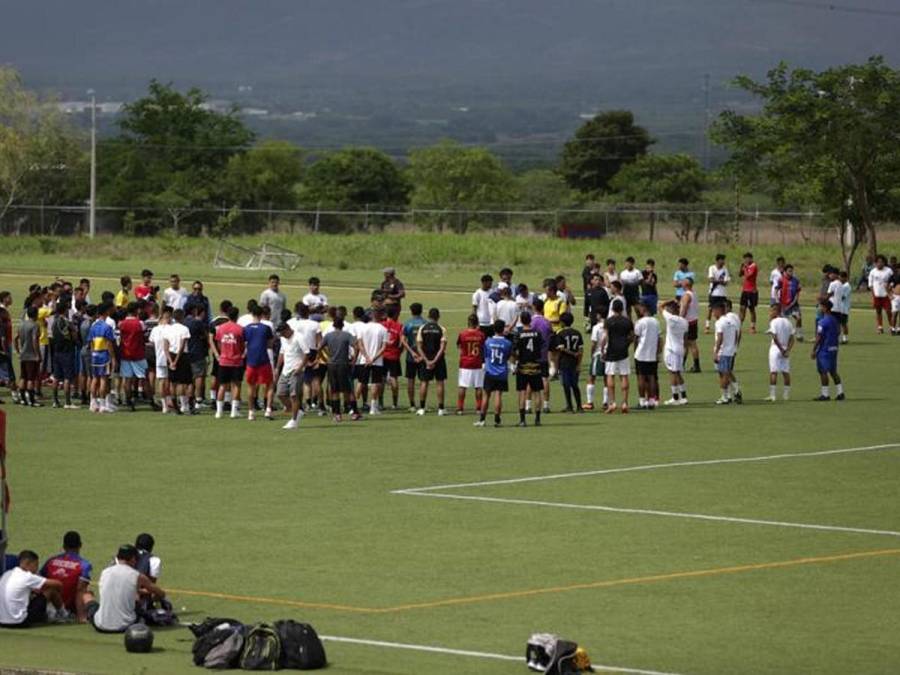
[383,267,395,275]
[497,282,509,290]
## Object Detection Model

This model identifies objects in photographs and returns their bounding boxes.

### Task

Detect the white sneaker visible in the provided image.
[437,408,447,416]
[248,411,256,421]
[64,403,80,410]
[416,408,426,416]
[369,408,381,416]
[473,420,485,427]
[89,400,100,413]
[408,406,417,413]
[679,398,688,405]
[215,411,223,419]
[663,398,679,406]
[715,397,732,405]
[282,419,298,430]
[230,410,239,419]
[763,395,777,402]
[264,410,274,420]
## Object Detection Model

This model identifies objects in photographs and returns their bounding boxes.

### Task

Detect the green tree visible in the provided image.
[99,80,254,234]
[610,153,707,241]
[223,140,303,233]
[713,57,900,269]
[514,169,573,231]
[559,111,653,196]
[0,67,86,229]
[408,140,515,233]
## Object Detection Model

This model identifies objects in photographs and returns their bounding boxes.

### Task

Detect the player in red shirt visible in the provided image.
[379,305,404,409]
[212,306,245,419]
[134,268,157,303]
[40,531,94,623]
[739,252,760,333]
[456,314,486,414]
[117,302,147,410]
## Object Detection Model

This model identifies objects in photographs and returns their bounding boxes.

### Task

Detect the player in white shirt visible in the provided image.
[632,301,660,409]
[661,301,689,405]
[867,255,894,334]
[258,274,287,324]
[162,274,189,311]
[606,281,626,318]
[764,304,795,401]
[705,254,731,332]
[892,277,900,336]
[769,257,785,307]
[837,270,852,343]
[0,550,67,626]
[712,302,741,405]
[149,309,171,413]
[237,299,256,328]
[274,323,308,429]
[584,318,608,410]
[679,277,702,373]
[162,309,192,414]
[355,312,388,415]
[472,274,496,335]
[301,276,328,311]
[492,284,519,334]
[287,303,323,409]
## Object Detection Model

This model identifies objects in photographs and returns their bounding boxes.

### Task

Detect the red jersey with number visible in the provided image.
[380,318,403,361]
[457,328,485,369]
[741,262,759,292]
[41,552,92,612]
[118,316,146,361]
[215,321,245,367]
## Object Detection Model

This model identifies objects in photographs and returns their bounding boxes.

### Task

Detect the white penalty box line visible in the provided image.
[393,443,900,538]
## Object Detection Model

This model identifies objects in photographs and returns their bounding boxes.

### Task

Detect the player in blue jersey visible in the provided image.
[811,299,845,401]
[87,303,117,413]
[475,320,512,428]
[401,303,427,411]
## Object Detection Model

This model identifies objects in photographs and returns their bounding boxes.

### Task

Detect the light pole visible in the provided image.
[88,89,97,239]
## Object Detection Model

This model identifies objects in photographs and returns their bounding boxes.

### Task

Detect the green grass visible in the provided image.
[0,254,898,674]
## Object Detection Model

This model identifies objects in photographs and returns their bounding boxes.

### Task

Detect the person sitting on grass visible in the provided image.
[0,550,69,627]
[88,545,165,634]
[41,531,95,623]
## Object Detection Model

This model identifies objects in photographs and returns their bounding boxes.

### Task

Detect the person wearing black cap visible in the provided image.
[40,531,94,623]
[89,545,165,633]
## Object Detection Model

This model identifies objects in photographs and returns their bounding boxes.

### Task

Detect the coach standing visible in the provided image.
[381,268,406,310]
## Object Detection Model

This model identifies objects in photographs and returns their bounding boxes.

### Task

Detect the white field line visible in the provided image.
[392,443,900,494]
[320,635,683,675]
[393,443,900,538]
[404,491,900,538]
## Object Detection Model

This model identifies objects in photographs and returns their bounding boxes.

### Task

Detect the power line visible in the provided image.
[745,0,900,16]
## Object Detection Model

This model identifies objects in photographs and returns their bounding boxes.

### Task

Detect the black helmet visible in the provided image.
[124,623,154,653]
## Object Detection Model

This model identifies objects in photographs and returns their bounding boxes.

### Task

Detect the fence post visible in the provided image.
[604,210,609,237]
[364,203,369,231]
[315,202,321,233]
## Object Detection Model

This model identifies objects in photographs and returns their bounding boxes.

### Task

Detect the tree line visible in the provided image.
[2,58,899,270]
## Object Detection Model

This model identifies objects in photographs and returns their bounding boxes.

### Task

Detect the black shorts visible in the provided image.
[478,325,493,339]
[708,294,727,309]
[686,321,699,341]
[168,354,193,385]
[516,372,544,392]
[418,358,447,382]
[635,360,658,377]
[327,363,353,394]
[145,347,156,368]
[210,357,219,379]
[383,359,401,379]
[354,364,384,385]
[740,291,759,309]
[484,374,508,393]
[836,312,848,326]
[405,359,418,379]
[217,365,244,385]
[0,594,47,628]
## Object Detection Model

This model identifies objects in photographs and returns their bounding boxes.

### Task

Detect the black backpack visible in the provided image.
[240,623,281,671]
[191,618,245,667]
[274,620,327,670]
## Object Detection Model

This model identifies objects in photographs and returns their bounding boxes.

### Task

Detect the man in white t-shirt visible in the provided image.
[868,255,894,334]
[492,284,519,334]
[472,274,496,336]
[632,301,660,409]
[355,312,388,415]
[259,274,287,324]
[275,323,308,429]
[764,304,795,402]
[301,276,328,312]
[162,308,192,415]
[619,257,644,321]
[0,550,66,627]
[149,308,172,413]
[712,303,740,405]
[838,270,852,343]
[89,545,164,634]
[583,318,607,410]
[288,303,323,409]
[679,277,701,373]
[769,257,786,307]
[706,254,731,332]
[662,300,689,405]
[162,274,189,311]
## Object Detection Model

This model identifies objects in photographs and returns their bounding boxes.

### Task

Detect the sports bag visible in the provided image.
[191,619,245,666]
[204,627,245,669]
[526,633,591,674]
[274,619,327,670]
[239,623,282,671]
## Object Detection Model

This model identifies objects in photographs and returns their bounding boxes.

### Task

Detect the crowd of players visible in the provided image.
[0,251,897,427]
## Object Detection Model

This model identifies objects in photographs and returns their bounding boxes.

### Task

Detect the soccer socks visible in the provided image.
[586,383,595,405]
[494,413,501,425]
[769,384,777,399]
[821,385,830,397]
[524,399,532,412]
[836,383,844,396]
[475,392,483,410]
[535,410,541,424]
[671,386,680,400]
[457,393,465,412]
[783,386,791,400]
[231,400,241,417]
[216,400,225,415]
[519,408,526,423]
[602,387,609,405]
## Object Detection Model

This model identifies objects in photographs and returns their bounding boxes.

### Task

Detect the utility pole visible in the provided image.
[88,90,97,239]
[702,73,711,171]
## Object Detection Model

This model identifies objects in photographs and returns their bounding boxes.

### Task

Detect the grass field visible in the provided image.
[1,243,899,675]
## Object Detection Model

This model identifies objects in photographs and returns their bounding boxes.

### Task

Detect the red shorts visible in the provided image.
[872,296,891,311]
[245,363,273,386]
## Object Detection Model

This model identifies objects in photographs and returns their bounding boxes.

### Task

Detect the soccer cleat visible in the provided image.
[835,393,846,401]
[416,408,426,416]
[715,397,731,405]
[621,404,629,414]
[247,411,256,421]
[517,421,527,427]
[282,419,298,430]
[351,412,363,421]
[333,414,343,423]
[369,408,381,416]
[455,409,464,416]
[690,365,702,373]
[408,405,417,413]
[814,395,830,401]
[52,400,61,409]
[494,421,502,428]
[763,395,777,402]
[214,410,223,419]
[581,403,595,411]
[264,411,275,420]
[437,408,447,416]
[534,419,542,427]
[734,391,743,404]
[664,398,680,406]
[473,420,485,427]
[604,404,617,414]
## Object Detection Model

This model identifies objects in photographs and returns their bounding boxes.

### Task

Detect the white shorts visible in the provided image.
[768,347,790,374]
[458,367,485,389]
[604,359,630,376]
[664,351,684,373]
[155,364,169,380]
[892,297,900,313]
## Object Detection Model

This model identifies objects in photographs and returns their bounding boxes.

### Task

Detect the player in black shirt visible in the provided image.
[415,307,448,415]
[601,299,634,414]
[550,312,584,412]
[641,259,659,316]
[513,311,544,427]
[584,273,610,327]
